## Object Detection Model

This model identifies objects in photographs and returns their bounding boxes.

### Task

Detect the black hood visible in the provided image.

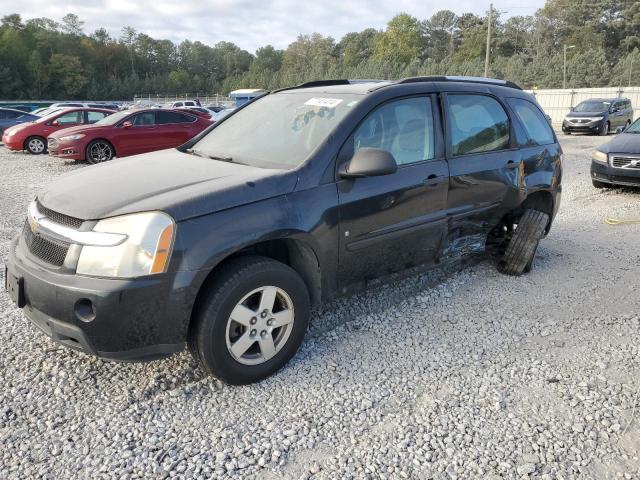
[566,110,607,118]
[598,132,640,155]
[38,149,298,221]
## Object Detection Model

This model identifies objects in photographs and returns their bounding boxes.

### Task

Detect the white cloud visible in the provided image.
[2,0,544,53]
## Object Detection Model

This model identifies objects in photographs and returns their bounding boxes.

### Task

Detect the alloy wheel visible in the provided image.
[88,142,113,163]
[28,138,45,153]
[225,286,295,365]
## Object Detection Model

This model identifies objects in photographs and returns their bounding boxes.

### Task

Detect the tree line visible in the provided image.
[0,0,639,100]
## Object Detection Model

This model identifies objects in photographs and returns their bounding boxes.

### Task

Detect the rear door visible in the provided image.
[442,92,521,254]
[156,110,197,147]
[337,95,449,288]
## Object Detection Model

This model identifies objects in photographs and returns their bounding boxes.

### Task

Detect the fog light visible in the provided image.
[74,298,96,323]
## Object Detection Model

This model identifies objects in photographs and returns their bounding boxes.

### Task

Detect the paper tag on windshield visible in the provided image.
[304,97,343,108]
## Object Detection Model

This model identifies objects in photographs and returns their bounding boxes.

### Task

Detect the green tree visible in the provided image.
[373,13,424,64]
[48,53,87,97]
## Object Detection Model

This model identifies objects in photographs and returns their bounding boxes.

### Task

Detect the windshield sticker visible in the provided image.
[304,97,343,108]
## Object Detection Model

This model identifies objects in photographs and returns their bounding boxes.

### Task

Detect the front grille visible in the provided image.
[36,201,83,229]
[22,222,69,266]
[570,118,590,124]
[611,155,640,169]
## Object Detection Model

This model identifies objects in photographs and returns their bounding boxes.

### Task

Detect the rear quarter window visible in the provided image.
[507,98,555,146]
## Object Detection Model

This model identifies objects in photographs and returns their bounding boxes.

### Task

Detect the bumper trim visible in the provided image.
[25,306,183,361]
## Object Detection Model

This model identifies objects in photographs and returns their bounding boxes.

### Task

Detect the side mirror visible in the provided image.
[122,121,133,128]
[51,120,59,126]
[340,148,398,179]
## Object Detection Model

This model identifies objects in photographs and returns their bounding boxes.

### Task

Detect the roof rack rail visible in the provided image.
[396,76,522,90]
[273,79,351,93]
[274,79,388,93]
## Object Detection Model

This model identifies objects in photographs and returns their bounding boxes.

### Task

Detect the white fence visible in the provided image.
[526,87,640,126]
[132,93,233,107]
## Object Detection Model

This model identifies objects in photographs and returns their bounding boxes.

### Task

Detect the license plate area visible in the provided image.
[5,268,25,308]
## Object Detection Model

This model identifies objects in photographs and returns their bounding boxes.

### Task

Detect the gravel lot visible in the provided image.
[0,135,639,480]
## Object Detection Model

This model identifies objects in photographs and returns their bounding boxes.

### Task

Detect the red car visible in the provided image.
[2,108,114,154]
[47,109,213,164]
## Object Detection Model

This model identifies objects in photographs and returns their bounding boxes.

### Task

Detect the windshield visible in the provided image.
[573,101,610,113]
[94,110,131,126]
[192,92,362,169]
[625,118,640,133]
[36,108,63,118]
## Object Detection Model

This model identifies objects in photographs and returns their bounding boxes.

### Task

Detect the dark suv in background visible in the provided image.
[562,98,633,136]
[5,76,562,384]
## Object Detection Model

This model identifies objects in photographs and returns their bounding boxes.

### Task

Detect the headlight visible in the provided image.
[59,133,85,141]
[77,211,175,278]
[590,117,603,122]
[591,151,608,164]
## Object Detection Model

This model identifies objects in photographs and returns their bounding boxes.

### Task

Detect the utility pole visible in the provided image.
[484,3,492,78]
[563,44,575,89]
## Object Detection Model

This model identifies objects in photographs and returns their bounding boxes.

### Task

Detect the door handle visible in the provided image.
[423,174,443,186]
[505,161,519,169]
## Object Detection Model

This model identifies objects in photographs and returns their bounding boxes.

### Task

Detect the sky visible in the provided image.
[2,0,545,53]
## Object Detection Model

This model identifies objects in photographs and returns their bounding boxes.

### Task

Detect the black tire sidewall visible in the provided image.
[195,262,310,384]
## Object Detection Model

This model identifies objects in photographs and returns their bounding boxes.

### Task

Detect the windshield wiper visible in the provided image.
[187,149,233,162]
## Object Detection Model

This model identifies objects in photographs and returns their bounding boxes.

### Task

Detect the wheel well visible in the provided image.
[191,239,322,322]
[508,190,554,232]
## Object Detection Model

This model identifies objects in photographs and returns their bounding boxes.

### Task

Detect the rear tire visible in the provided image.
[592,180,607,188]
[188,255,310,385]
[498,209,549,276]
[25,136,46,154]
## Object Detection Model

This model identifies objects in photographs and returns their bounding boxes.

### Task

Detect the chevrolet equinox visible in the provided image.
[5,77,562,384]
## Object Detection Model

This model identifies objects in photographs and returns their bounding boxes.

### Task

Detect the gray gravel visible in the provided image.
[1,136,639,479]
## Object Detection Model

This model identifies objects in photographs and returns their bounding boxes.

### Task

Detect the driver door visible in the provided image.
[336,95,449,289]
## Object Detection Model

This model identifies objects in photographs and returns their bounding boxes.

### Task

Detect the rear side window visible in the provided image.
[447,94,510,156]
[507,98,554,146]
[4,110,21,119]
[55,111,84,125]
[353,97,435,165]
[87,111,109,124]
[157,111,195,124]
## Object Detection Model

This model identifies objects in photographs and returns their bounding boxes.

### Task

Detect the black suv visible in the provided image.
[562,98,633,136]
[5,77,562,384]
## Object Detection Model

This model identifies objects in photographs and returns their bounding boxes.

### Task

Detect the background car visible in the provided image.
[2,108,114,154]
[48,102,120,110]
[163,99,201,108]
[47,108,212,164]
[211,108,236,122]
[591,117,640,188]
[0,108,39,137]
[562,98,633,136]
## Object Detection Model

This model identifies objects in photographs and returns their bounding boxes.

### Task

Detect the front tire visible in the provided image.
[498,209,549,276]
[599,121,609,136]
[188,256,310,385]
[86,140,114,164]
[25,136,46,154]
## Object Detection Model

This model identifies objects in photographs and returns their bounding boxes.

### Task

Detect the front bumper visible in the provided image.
[5,235,194,361]
[562,120,603,134]
[591,161,640,187]
[2,135,24,150]
[47,139,85,160]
